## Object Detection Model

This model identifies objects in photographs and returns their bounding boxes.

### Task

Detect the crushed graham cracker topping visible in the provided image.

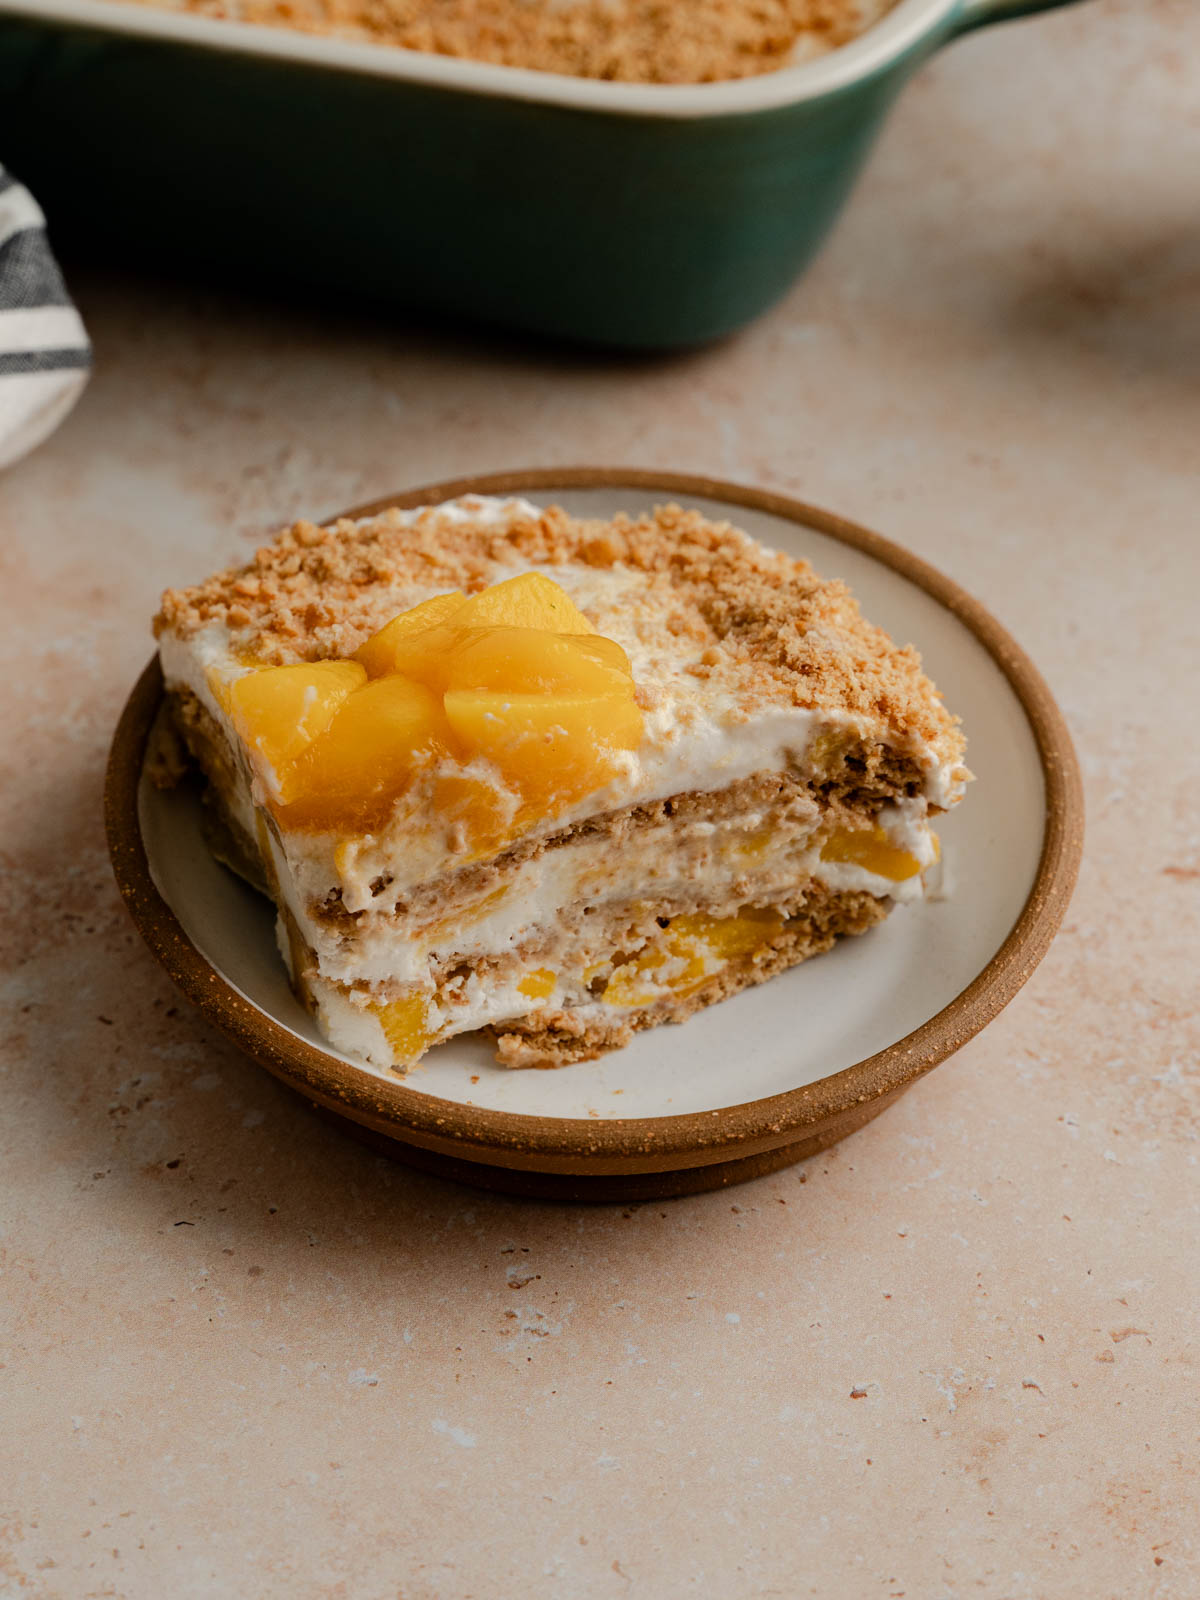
[127,0,893,83]
[156,496,965,760]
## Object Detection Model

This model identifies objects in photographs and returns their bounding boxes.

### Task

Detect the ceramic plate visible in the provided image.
[106,471,1083,1200]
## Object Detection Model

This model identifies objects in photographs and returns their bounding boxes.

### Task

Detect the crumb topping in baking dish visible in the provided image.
[121,0,896,83]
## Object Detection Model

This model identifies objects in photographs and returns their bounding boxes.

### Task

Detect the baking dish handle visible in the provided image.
[951,0,1089,34]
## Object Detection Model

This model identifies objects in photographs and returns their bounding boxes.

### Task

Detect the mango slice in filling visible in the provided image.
[672,907,785,959]
[517,969,557,1000]
[602,907,784,1009]
[376,993,434,1065]
[430,771,517,858]
[820,824,922,882]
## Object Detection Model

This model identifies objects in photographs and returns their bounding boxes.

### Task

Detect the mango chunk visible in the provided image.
[670,908,784,960]
[365,621,471,694]
[808,727,856,775]
[377,622,633,699]
[444,626,630,697]
[602,937,708,1009]
[430,771,517,860]
[517,969,557,1001]
[354,591,466,678]
[569,634,634,676]
[453,572,595,634]
[820,824,922,881]
[229,660,366,800]
[280,675,448,831]
[205,664,236,716]
[376,993,434,1065]
[443,689,642,812]
[733,829,774,863]
[235,573,640,841]
[602,908,783,1009]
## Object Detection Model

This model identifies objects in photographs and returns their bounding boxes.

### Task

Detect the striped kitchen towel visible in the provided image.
[0,164,90,471]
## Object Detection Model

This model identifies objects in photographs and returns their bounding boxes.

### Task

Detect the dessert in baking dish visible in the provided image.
[155,494,969,1071]
[128,0,896,84]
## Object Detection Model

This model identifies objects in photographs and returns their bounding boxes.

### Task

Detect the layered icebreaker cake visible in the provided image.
[154,495,970,1071]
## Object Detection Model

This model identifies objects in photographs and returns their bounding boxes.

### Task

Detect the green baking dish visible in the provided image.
[0,0,1084,348]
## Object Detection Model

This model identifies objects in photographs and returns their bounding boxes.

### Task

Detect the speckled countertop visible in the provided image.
[3,1,1198,1593]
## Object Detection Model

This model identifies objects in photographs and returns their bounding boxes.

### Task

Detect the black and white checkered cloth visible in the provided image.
[0,164,90,470]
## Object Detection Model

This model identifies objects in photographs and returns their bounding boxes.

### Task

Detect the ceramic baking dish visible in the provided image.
[0,0,1082,347]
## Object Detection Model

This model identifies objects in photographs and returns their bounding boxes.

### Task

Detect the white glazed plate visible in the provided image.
[108,471,1083,1195]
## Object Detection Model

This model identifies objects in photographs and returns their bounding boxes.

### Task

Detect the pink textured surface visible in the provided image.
[2,0,1198,1592]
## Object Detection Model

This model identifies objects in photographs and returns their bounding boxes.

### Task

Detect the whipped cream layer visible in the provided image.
[286,794,935,1072]
[263,784,937,991]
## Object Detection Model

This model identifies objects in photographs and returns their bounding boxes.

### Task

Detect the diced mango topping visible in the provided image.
[517,968,557,1000]
[229,659,366,801]
[365,624,630,698]
[444,627,631,697]
[376,993,434,1065]
[353,590,466,678]
[370,622,473,694]
[820,824,922,881]
[444,689,642,816]
[227,574,642,840]
[602,908,783,1009]
[452,572,596,633]
[282,676,449,830]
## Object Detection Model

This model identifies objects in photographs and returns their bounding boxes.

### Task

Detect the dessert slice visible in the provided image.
[155,494,969,1071]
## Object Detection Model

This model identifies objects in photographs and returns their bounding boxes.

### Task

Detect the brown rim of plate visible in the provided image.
[106,468,1084,1179]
